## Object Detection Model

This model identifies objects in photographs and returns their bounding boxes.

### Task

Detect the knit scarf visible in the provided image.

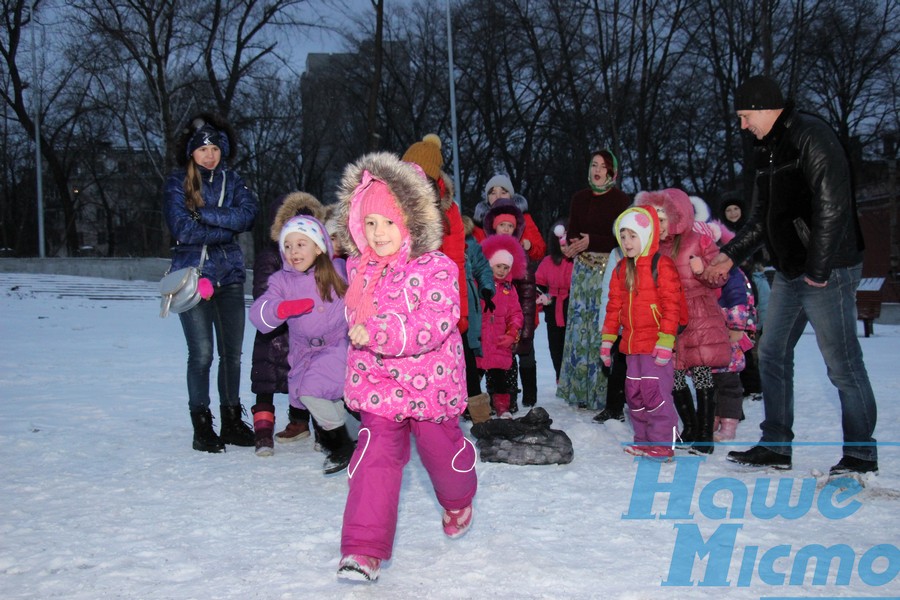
[589,172,617,195]
[344,244,406,326]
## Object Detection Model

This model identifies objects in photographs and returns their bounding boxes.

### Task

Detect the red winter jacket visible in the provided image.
[602,210,685,356]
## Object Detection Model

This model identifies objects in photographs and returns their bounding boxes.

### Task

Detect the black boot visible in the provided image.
[508,392,519,415]
[219,404,255,447]
[319,425,356,475]
[690,388,717,455]
[190,409,225,453]
[672,388,697,446]
[595,350,627,422]
[520,367,538,407]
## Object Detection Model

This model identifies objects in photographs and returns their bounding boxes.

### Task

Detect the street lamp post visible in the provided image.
[30,2,45,258]
[445,0,462,207]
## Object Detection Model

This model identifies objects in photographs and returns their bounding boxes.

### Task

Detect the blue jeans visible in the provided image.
[758,265,877,462]
[178,283,246,412]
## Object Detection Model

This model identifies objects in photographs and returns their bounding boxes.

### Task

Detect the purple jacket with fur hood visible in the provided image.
[334,152,466,423]
[249,216,349,403]
[250,192,326,395]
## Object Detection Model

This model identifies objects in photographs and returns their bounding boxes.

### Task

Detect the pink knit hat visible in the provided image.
[350,170,409,245]
[494,214,517,229]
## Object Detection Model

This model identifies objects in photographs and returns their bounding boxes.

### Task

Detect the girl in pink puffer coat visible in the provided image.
[477,234,527,418]
[635,188,730,456]
[332,152,477,583]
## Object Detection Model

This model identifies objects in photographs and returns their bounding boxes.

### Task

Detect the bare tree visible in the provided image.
[800,0,900,155]
[0,0,104,256]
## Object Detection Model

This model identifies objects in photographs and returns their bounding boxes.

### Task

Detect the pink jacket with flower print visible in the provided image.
[343,251,466,422]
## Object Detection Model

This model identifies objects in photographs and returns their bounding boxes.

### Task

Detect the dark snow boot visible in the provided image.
[508,392,520,415]
[251,401,276,457]
[520,367,538,407]
[690,388,717,455]
[312,421,325,453]
[319,425,356,475]
[219,404,255,447]
[190,409,225,453]
[595,359,627,423]
[672,388,697,447]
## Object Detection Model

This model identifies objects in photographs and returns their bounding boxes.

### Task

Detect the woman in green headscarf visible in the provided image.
[556,150,631,411]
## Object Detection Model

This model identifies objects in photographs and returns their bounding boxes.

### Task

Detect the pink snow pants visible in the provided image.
[340,411,478,560]
[625,354,678,447]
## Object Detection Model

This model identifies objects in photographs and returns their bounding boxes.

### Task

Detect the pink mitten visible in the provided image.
[651,345,673,366]
[600,341,612,368]
[277,298,315,319]
[198,278,214,300]
[689,255,704,275]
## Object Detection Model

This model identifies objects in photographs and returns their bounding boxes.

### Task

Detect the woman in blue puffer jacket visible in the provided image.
[163,112,259,453]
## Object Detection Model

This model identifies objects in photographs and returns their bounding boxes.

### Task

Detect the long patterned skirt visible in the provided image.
[556,253,609,409]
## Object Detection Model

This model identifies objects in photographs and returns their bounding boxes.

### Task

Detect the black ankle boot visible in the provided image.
[318,426,356,475]
[672,388,697,446]
[219,404,255,447]
[190,409,225,453]
[690,388,717,455]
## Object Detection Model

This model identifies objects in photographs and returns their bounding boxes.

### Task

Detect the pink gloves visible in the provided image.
[652,345,673,366]
[276,298,315,319]
[198,278,214,300]
[600,341,613,368]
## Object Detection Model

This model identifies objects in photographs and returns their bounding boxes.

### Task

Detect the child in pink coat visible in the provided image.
[535,222,574,383]
[333,152,477,583]
[478,234,527,418]
[635,188,730,455]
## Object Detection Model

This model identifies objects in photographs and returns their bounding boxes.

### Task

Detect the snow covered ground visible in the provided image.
[2,273,899,599]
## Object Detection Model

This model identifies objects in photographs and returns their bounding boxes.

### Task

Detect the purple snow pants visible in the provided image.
[340,411,478,560]
[625,354,678,448]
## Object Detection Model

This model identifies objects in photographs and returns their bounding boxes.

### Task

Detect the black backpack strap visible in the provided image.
[651,252,661,287]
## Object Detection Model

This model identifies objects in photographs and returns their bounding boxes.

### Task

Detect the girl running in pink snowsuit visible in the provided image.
[333,152,478,583]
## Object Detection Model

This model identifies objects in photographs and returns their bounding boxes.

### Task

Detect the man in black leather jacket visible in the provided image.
[703,75,878,476]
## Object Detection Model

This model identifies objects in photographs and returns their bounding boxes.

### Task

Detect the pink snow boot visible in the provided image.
[713,418,738,442]
[492,393,512,419]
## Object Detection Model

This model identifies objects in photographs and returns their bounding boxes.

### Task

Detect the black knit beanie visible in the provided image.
[734,75,784,111]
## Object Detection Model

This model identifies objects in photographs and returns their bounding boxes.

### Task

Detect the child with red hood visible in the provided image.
[601,206,685,460]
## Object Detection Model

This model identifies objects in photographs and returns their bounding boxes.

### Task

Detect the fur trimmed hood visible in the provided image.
[483,198,525,239]
[269,191,326,242]
[334,152,443,259]
[480,234,527,281]
[634,188,694,236]
[438,170,455,212]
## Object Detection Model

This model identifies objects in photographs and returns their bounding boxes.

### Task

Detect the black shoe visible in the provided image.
[726,446,791,470]
[219,404,255,447]
[593,408,625,423]
[830,456,878,476]
[190,409,225,453]
[319,426,356,475]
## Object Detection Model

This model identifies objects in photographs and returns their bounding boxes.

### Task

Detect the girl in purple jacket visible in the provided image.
[332,152,477,583]
[248,216,354,475]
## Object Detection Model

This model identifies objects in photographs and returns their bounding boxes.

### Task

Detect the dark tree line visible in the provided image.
[1,0,897,258]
